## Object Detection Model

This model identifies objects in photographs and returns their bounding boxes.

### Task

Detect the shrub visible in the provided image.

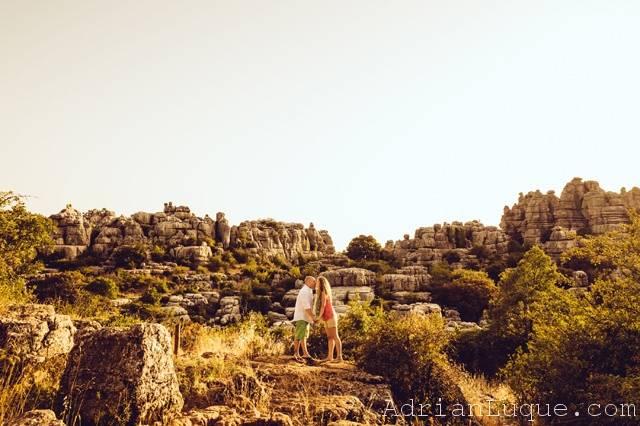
[442,250,461,264]
[140,287,161,305]
[469,244,491,260]
[288,266,301,279]
[150,245,166,262]
[355,311,469,424]
[32,271,84,303]
[112,244,148,269]
[239,259,257,277]
[350,259,394,274]
[429,261,452,286]
[85,276,118,299]
[430,269,495,322]
[345,235,382,260]
[232,248,251,264]
[208,255,226,272]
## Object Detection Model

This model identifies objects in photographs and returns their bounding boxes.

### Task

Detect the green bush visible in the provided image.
[140,287,161,305]
[112,244,148,269]
[355,311,469,424]
[208,255,226,272]
[429,261,452,286]
[350,259,394,274]
[232,248,251,264]
[85,276,118,299]
[345,235,382,260]
[430,269,495,322]
[32,271,84,303]
[150,245,166,262]
[442,250,461,264]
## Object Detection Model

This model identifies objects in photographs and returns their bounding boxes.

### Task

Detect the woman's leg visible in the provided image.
[335,329,343,361]
[326,327,337,361]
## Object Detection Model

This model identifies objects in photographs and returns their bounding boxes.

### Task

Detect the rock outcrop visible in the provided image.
[48,203,334,264]
[389,221,509,267]
[55,323,183,425]
[0,304,75,361]
[502,178,640,245]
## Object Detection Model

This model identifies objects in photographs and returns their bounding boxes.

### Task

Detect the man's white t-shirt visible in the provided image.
[292,285,314,322]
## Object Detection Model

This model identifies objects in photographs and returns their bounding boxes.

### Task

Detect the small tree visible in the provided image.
[345,235,381,260]
[112,244,148,269]
[431,269,496,322]
[0,192,53,305]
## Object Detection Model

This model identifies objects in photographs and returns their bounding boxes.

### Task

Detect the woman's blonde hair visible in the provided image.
[317,276,332,300]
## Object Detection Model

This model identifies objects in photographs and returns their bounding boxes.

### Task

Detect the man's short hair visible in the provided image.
[304,275,316,284]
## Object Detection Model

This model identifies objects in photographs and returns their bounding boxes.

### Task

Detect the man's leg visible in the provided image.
[301,338,311,357]
[294,339,300,358]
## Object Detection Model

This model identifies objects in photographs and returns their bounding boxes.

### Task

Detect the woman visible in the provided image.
[315,276,343,362]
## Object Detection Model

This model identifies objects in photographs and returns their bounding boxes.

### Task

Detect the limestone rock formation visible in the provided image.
[502,178,640,245]
[544,226,578,260]
[231,219,334,261]
[382,266,431,292]
[49,203,334,263]
[390,221,509,266]
[319,268,376,287]
[55,323,183,425]
[0,304,75,361]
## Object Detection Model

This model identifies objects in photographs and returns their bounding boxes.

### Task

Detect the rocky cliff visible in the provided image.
[48,202,334,264]
[501,177,640,245]
[387,220,510,267]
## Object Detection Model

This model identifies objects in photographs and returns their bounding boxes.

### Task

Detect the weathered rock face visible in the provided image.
[382,266,431,292]
[0,304,75,361]
[49,203,334,263]
[231,219,334,261]
[544,226,578,260]
[319,268,376,287]
[389,221,510,266]
[502,178,640,245]
[55,323,183,425]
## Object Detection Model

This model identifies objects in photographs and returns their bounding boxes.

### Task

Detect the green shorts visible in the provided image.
[294,320,310,341]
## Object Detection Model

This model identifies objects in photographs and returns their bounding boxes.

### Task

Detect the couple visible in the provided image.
[292,275,344,363]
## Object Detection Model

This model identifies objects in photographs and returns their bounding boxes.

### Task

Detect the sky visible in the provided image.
[1,1,639,250]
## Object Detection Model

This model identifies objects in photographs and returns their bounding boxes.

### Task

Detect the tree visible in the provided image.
[504,212,640,424]
[456,246,569,376]
[0,191,53,305]
[431,269,496,322]
[345,235,381,260]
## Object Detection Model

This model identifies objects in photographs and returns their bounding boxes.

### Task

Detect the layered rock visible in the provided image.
[0,304,75,362]
[56,323,183,425]
[389,221,509,266]
[502,178,640,245]
[48,203,334,263]
[319,268,376,287]
[231,219,334,261]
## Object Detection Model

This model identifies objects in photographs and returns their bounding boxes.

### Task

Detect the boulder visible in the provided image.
[320,268,376,287]
[55,323,183,425]
[0,304,75,361]
[8,409,65,426]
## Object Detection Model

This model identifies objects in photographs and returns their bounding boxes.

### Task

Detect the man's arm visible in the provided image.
[304,308,316,324]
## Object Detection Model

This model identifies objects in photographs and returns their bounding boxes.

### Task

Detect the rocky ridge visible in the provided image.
[48,202,334,264]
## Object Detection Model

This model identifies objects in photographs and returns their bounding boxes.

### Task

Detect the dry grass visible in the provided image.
[175,314,285,414]
[456,369,519,426]
[0,353,67,424]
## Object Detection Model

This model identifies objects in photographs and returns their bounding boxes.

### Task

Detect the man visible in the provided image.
[293,275,317,361]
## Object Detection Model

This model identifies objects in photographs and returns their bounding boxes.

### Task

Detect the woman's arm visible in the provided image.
[319,294,327,315]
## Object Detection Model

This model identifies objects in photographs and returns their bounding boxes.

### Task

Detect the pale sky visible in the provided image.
[1,1,639,250]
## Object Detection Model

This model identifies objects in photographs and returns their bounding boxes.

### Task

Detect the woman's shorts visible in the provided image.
[322,315,338,329]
